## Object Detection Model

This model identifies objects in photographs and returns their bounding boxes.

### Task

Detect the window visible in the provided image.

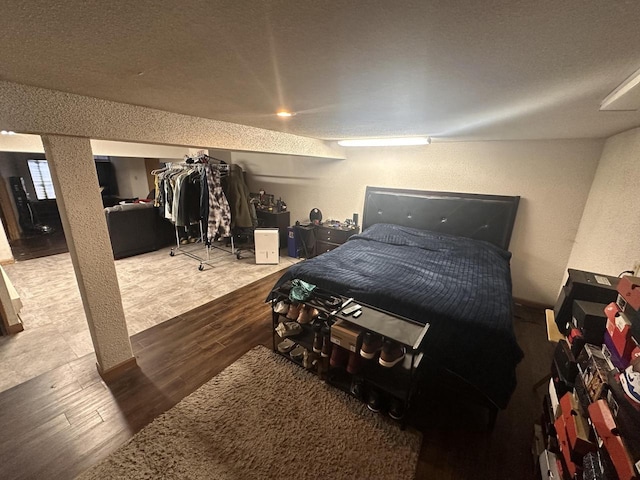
[27,159,56,200]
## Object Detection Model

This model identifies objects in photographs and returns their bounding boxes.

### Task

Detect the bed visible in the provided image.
[273,186,523,411]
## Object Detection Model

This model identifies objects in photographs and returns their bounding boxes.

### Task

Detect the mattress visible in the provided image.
[273,223,524,409]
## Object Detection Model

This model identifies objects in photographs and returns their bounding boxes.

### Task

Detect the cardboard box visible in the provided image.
[618,276,640,311]
[560,391,596,460]
[588,400,637,480]
[330,320,363,353]
[538,450,561,480]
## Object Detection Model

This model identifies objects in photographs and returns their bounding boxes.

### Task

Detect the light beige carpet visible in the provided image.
[77,346,422,480]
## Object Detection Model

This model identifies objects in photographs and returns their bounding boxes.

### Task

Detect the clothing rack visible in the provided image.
[169,221,235,271]
[152,159,235,271]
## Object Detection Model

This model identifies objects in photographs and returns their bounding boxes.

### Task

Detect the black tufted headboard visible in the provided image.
[362,187,520,250]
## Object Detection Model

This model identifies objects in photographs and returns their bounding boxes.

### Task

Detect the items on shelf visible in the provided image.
[251,189,287,213]
[534,270,640,480]
[269,279,429,426]
[288,221,360,259]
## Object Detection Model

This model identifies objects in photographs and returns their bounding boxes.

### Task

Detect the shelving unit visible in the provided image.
[270,281,430,425]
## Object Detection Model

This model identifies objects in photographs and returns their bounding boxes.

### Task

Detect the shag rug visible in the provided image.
[77,346,422,480]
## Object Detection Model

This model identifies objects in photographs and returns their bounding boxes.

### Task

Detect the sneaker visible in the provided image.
[275,321,302,338]
[330,345,349,368]
[360,332,384,359]
[274,301,289,315]
[297,304,318,324]
[347,351,364,375]
[277,338,296,353]
[620,362,640,406]
[350,378,365,400]
[321,326,332,358]
[290,345,305,362]
[316,311,330,324]
[317,355,329,380]
[379,340,406,368]
[312,332,323,353]
[286,303,302,320]
[388,398,405,420]
[303,350,316,370]
[367,389,384,413]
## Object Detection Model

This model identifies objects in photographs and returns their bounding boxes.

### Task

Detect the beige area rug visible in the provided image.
[77,346,422,480]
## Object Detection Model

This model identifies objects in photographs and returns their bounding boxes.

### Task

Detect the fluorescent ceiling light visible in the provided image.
[600,66,640,111]
[276,111,294,117]
[337,137,431,147]
[0,130,16,135]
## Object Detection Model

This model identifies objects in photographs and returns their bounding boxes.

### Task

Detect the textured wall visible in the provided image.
[110,157,150,199]
[42,135,132,372]
[0,81,343,159]
[565,127,640,277]
[234,138,604,305]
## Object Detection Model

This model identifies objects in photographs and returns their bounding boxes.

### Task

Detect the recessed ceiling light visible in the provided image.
[337,137,431,147]
[276,111,295,117]
[0,130,16,135]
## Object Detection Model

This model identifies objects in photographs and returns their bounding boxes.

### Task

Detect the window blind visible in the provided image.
[27,159,56,200]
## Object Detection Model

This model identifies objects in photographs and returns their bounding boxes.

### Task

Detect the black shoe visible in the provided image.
[350,378,365,400]
[312,323,323,353]
[321,326,333,358]
[388,398,405,420]
[367,389,384,413]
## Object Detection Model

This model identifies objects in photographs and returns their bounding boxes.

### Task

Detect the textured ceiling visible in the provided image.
[1,0,640,141]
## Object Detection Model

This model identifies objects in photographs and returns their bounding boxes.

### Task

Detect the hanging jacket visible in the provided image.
[224,164,256,229]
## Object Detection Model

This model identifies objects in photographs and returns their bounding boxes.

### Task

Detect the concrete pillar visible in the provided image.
[0,223,13,263]
[41,135,135,376]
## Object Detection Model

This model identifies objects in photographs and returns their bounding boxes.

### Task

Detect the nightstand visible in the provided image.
[314,223,360,255]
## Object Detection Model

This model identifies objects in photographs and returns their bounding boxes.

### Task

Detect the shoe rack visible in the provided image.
[270,281,430,426]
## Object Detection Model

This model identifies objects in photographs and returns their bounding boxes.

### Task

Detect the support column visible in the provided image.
[41,135,135,377]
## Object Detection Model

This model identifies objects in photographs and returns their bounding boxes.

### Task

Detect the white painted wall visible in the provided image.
[565,127,640,278]
[110,157,151,199]
[0,133,191,159]
[233,139,604,305]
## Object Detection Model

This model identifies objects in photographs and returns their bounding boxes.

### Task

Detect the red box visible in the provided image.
[618,276,640,311]
[587,400,637,480]
[606,302,621,336]
[554,415,577,479]
[611,311,634,361]
[560,392,596,460]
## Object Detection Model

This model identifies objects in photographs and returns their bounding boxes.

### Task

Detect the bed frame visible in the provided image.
[362,186,520,250]
[362,186,521,427]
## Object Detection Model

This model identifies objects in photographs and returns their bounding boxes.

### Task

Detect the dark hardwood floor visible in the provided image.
[0,271,552,480]
[9,229,68,261]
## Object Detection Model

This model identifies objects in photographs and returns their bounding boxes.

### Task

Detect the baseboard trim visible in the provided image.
[98,356,138,383]
[6,322,24,334]
[513,297,552,311]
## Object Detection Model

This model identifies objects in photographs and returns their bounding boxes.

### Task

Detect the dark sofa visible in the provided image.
[104,203,175,259]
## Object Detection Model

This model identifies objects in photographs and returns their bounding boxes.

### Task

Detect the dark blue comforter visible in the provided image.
[274,223,524,409]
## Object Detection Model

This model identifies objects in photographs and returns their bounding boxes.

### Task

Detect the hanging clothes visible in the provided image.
[205,165,232,239]
[223,164,256,229]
